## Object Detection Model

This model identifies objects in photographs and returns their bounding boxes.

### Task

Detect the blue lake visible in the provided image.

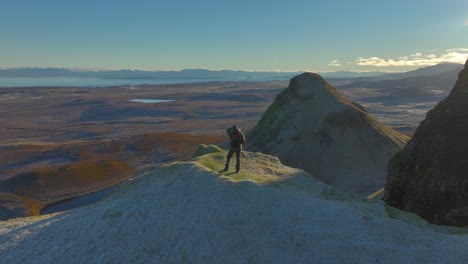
[130,99,175,104]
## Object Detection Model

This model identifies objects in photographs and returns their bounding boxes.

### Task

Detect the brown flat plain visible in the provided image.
[0,81,287,218]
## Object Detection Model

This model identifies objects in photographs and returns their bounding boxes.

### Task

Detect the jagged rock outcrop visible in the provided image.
[0,145,467,263]
[247,73,409,195]
[384,59,468,226]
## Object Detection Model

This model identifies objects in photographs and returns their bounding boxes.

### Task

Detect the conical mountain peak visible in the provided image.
[247,72,409,194]
[284,72,350,104]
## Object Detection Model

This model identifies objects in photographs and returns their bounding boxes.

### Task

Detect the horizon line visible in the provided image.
[0,66,432,74]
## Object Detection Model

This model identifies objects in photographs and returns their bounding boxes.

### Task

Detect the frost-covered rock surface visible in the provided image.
[0,145,467,264]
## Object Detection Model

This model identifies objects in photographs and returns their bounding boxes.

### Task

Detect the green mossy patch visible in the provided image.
[191,144,223,158]
[196,151,226,172]
[195,147,290,185]
[249,95,288,148]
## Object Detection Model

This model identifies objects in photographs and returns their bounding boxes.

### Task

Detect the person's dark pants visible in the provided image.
[225,147,241,172]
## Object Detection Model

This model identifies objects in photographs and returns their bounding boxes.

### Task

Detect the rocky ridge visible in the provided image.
[0,145,467,263]
[384,59,468,226]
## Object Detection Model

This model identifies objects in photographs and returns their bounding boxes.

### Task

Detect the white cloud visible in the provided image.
[410,52,422,57]
[328,59,341,67]
[355,49,468,67]
[465,19,468,25]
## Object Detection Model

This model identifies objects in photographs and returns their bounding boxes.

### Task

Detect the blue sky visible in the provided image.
[1,0,467,71]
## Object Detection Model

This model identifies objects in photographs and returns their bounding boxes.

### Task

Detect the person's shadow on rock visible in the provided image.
[218,170,237,176]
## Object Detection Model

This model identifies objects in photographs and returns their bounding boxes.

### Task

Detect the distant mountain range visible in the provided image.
[0,68,291,79]
[338,63,463,93]
[0,63,462,81]
[379,63,464,80]
[0,67,388,80]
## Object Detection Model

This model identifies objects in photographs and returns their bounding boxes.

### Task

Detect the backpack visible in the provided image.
[230,130,242,147]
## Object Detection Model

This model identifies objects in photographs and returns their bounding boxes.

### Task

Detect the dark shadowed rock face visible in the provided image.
[247,73,409,195]
[384,59,468,227]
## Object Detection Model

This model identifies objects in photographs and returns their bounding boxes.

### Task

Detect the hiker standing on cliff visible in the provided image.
[223,125,246,173]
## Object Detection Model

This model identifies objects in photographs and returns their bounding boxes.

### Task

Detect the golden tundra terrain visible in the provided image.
[0,81,286,218]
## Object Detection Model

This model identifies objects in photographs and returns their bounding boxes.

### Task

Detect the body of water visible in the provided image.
[0,76,285,87]
[130,99,175,103]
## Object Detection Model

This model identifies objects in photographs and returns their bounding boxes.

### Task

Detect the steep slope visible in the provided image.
[0,145,467,263]
[247,73,409,195]
[384,59,468,226]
